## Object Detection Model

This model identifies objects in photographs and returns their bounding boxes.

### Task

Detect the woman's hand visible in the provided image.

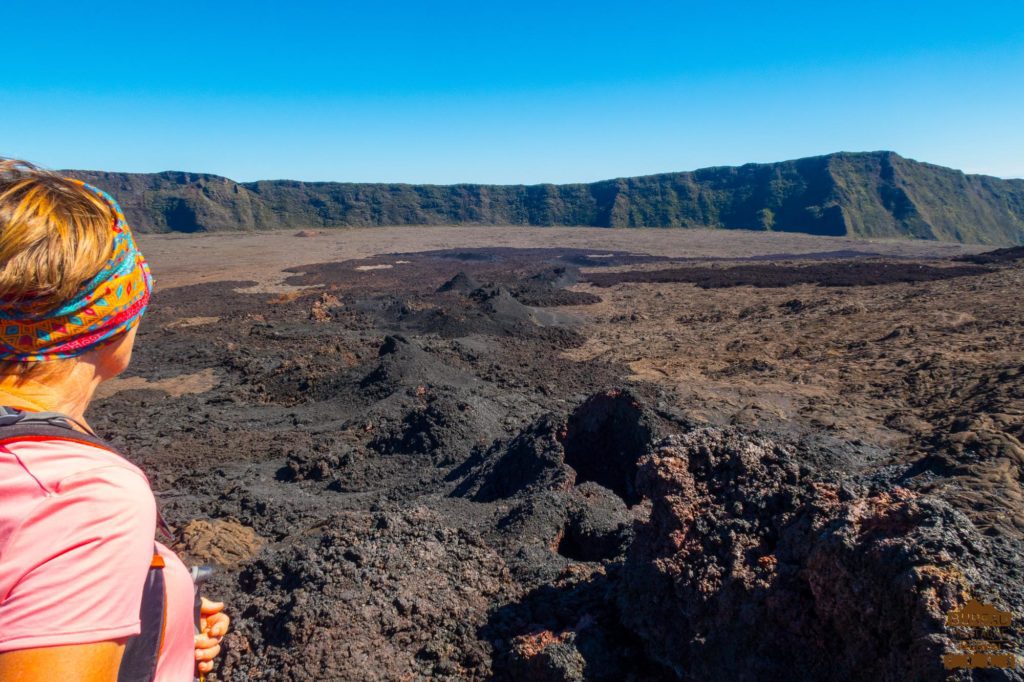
[194,597,230,675]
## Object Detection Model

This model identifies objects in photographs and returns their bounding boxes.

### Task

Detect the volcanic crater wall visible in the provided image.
[66,151,1024,244]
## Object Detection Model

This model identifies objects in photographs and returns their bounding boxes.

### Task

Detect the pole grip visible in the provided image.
[190,566,215,682]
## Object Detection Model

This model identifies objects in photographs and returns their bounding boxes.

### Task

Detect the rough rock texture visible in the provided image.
[223,509,510,681]
[906,362,1024,537]
[178,519,266,568]
[618,428,1024,681]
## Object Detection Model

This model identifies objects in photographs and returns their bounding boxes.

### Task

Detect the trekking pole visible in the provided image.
[191,566,216,682]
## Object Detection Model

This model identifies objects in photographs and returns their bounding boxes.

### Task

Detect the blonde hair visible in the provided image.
[0,159,117,379]
[0,159,116,310]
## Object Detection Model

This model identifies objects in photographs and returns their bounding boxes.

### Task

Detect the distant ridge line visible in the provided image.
[66,151,1024,245]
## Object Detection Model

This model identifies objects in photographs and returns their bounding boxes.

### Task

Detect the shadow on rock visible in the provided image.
[483,567,672,682]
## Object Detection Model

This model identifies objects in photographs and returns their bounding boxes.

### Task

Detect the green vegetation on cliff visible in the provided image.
[67,151,1024,244]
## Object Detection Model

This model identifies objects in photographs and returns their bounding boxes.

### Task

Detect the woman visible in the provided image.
[0,160,228,681]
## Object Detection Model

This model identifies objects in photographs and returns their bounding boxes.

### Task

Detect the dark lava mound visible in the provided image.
[586,260,992,288]
[956,245,1024,264]
[437,271,482,293]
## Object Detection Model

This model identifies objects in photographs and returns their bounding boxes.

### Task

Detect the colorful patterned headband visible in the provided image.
[0,181,153,362]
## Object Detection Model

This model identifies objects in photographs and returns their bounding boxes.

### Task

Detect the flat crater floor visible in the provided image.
[95,227,1022,681]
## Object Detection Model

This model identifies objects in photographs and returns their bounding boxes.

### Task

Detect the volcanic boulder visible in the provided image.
[177,518,265,568]
[617,427,990,680]
[556,483,634,563]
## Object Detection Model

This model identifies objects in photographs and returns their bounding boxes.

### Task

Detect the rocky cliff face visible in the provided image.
[66,151,1024,244]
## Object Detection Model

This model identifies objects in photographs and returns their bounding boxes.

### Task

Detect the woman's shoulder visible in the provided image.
[0,440,159,656]
[0,435,150,498]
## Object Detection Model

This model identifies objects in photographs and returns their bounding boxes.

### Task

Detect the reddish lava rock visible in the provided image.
[508,628,586,681]
[617,427,1012,681]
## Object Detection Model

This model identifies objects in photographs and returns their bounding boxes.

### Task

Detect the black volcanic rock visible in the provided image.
[437,271,482,293]
[955,245,1024,264]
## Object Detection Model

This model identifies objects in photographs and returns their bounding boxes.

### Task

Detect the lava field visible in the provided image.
[88,246,1024,681]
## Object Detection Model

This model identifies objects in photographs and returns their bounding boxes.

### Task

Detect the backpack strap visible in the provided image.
[0,405,98,436]
[118,549,167,682]
[0,408,169,682]
[0,421,115,451]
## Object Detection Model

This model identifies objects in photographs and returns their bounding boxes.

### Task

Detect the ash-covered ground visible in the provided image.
[89,238,1024,681]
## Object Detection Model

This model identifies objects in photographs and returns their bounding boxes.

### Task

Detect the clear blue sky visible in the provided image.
[2,1,1022,183]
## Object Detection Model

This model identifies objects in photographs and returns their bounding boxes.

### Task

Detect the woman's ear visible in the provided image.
[91,325,140,381]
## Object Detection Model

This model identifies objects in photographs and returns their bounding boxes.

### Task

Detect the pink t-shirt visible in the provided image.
[0,437,195,681]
